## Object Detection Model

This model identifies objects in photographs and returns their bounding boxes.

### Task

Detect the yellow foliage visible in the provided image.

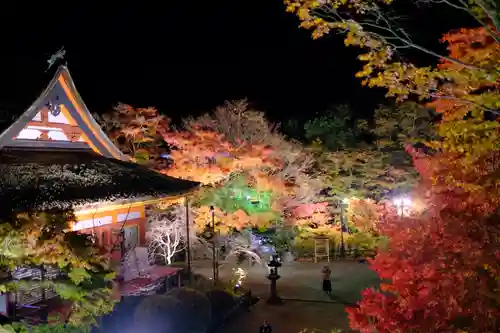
[285,0,499,198]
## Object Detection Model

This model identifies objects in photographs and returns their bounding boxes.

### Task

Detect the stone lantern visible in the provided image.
[266,255,283,305]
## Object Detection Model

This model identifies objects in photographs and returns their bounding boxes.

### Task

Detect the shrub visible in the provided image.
[96,296,146,333]
[133,295,181,333]
[292,237,314,258]
[166,287,211,332]
[205,289,236,323]
[347,232,379,258]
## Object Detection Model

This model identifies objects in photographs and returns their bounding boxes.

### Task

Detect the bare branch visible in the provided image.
[314,2,499,73]
[417,0,500,43]
[147,204,193,265]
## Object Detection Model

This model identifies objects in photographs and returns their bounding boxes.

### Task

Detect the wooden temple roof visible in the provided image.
[0,148,199,214]
[0,64,200,215]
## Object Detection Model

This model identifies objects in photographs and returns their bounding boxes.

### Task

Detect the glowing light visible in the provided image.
[342,198,349,204]
[392,197,412,217]
[232,267,247,287]
[392,197,412,207]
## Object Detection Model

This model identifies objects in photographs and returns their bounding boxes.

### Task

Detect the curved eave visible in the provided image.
[74,185,201,214]
[59,67,128,161]
[0,67,64,150]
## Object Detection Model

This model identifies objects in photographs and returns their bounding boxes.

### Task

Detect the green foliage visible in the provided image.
[198,175,275,216]
[292,236,316,258]
[68,268,91,285]
[269,225,297,252]
[0,211,115,329]
[1,323,91,333]
[348,232,380,257]
[304,104,362,150]
[195,175,282,232]
[373,102,439,149]
[314,148,416,200]
[133,149,150,164]
[300,102,424,201]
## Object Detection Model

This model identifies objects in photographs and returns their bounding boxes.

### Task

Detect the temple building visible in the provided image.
[0,65,199,319]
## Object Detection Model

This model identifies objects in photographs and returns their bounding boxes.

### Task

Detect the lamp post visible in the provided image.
[266,255,283,305]
[210,205,219,284]
[339,198,349,258]
[185,197,192,283]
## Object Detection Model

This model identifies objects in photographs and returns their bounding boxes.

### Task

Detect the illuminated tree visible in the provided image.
[285,1,499,332]
[224,229,263,264]
[291,202,330,228]
[97,100,329,234]
[347,163,500,332]
[163,129,277,185]
[285,2,499,192]
[347,198,383,234]
[95,103,169,167]
[372,102,439,149]
[148,205,190,265]
[313,147,416,200]
[296,102,424,201]
[0,211,115,330]
[184,98,277,146]
[164,100,327,232]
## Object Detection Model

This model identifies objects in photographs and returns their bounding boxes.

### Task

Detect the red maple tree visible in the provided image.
[347,27,500,333]
[347,147,499,333]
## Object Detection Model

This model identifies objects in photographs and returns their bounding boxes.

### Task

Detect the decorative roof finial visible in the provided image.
[46,47,66,72]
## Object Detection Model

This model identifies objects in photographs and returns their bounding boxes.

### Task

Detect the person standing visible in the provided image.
[322,266,332,296]
[259,320,272,333]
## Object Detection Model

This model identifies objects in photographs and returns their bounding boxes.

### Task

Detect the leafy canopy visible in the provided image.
[283,0,500,332]
[0,211,115,330]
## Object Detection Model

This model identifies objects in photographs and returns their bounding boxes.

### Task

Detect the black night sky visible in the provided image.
[0,1,472,123]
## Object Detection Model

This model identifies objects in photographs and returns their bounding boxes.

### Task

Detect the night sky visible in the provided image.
[0,1,472,123]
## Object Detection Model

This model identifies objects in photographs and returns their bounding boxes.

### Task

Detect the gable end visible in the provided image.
[0,66,126,160]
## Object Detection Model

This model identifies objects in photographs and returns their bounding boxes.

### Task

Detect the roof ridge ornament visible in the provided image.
[46,46,66,72]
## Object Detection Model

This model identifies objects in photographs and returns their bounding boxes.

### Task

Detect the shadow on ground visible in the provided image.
[193,260,379,333]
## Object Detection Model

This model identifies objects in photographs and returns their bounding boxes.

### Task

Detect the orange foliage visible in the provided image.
[347,27,500,333]
[428,27,500,120]
[347,198,384,233]
[96,103,170,168]
[98,103,330,232]
[291,202,330,227]
[164,127,329,231]
[163,129,279,185]
[425,26,500,201]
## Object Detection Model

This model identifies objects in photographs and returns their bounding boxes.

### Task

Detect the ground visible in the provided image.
[192,260,380,333]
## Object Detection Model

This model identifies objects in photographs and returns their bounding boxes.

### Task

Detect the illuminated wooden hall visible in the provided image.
[0,65,200,318]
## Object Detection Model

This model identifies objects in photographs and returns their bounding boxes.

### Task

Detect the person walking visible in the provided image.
[259,320,272,333]
[322,265,332,296]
